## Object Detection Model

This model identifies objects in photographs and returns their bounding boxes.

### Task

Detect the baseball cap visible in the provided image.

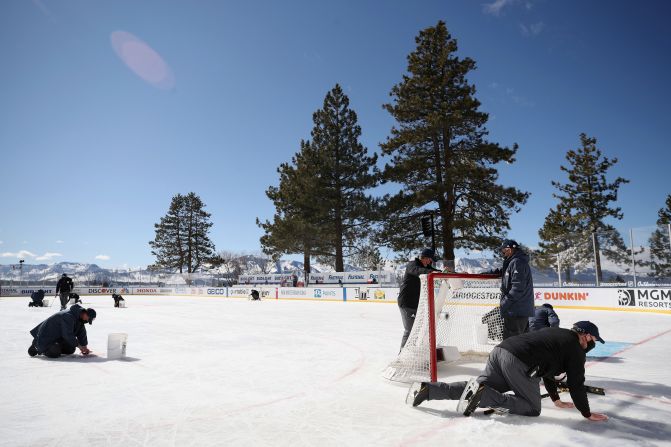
[572,321,604,344]
[499,239,519,250]
[84,308,97,325]
[419,248,437,261]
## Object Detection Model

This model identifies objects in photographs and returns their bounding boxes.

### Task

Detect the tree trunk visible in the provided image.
[593,232,603,284]
[303,249,311,285]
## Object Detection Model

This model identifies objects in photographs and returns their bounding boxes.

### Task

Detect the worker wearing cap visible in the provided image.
[498,239,534,339]
[396,248,441,349]
[28,304,97,358]
[411,321,609,422]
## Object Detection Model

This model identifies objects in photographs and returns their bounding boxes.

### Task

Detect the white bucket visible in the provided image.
[42,299,50,307]
[68,298,77,305]
[107,333,128,359]
[118,301,126,308]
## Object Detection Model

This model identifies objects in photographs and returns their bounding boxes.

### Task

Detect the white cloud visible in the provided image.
[1,250,36,258]
[1,250,62,261]
[35,252,62,261]
[483,0,516,16]
[95,254,111,261]
[0,240,3,244]
[55,240,64,244]
[520,21,545,37]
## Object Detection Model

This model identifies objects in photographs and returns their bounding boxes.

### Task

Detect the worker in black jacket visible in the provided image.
[529,303,560,331]
[29,290,46,307]
[28,304,97,358]
[410,321,609,422]
[397,248,441,349]
[55,273,74,310]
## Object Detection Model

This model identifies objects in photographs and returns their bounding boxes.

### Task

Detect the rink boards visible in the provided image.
[2,284,671,314]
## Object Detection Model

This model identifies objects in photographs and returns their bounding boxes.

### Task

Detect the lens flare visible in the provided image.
[110,30,175,90]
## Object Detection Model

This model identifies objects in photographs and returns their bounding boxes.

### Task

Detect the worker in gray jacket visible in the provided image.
[498,239,534,339]
[28,304,96,358]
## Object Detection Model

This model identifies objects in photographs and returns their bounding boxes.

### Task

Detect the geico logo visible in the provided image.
[207,289,226,295]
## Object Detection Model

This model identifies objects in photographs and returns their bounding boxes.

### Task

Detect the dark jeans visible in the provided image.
[426,347,542,416]
[503,316,529,340]
[399,307,416,349]
[45,339,76,358]
[59,292,70,309]
[29,301,44,307]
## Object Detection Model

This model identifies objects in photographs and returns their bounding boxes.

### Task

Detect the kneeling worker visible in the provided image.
[112,293,125,307]
[410,321,608,422]
[29,290,46,307]
[28,304,96,358]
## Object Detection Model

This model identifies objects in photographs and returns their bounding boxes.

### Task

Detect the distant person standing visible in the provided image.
[397,248,440,349]
[529,303,560,331]
[498,240,534,339]
[56,273,74,311]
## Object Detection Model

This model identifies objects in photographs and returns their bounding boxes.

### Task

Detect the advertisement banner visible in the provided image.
[358,287,399,302]
[0,287,57,296]
[277,287,344,300]
[238,274,295,285]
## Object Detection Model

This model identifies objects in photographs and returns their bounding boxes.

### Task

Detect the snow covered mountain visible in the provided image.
[0,252,658,286]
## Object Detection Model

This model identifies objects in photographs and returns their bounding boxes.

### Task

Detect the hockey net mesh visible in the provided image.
[383,273,503,383]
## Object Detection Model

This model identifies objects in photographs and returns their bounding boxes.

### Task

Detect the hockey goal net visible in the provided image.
[383,272,503,383]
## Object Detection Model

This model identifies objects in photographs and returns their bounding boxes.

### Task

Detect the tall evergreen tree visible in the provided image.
[310,84,379,271]
[379,21,528,261]
[537,133,629,282]
[257,140,325,280]
[646,195,671,279]
[149,192,216,273]
[258,85,379,273]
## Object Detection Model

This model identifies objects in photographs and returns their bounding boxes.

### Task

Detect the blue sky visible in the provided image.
[1,0,669,268]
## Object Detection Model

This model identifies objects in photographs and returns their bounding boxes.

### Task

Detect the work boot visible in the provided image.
[462,384,486,416]
[409,382,429,407]
[28,342,38,357]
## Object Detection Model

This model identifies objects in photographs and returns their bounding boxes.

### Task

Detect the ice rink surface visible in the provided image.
[1,295,670,447]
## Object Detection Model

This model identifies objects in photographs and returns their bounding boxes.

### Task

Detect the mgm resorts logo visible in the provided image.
[618,288,671,307]
[617,289,636,306]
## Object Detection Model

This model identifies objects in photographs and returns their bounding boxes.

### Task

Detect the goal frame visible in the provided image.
[425,272,501,381]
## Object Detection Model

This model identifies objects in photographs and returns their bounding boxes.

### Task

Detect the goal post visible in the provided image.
[384,272,503,383]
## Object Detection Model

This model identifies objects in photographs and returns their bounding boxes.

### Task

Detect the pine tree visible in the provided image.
[310,84,379,271]
[379,21,528,261]
[646,195,671,279]
[257,140,325,281]
[537,133,629,283]
[149,192,216,273]
[259,85,379,273]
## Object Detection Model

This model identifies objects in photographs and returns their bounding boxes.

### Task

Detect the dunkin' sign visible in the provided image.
[535,291,589,301]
